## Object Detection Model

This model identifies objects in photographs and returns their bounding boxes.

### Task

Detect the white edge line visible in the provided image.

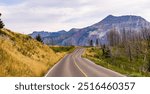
[83,58,126,77]
[44,55,68,77]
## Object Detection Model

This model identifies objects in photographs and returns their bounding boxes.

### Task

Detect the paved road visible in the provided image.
[46,48,125,77]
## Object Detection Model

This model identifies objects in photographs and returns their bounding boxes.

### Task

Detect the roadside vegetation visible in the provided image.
[84,28,150,77]
[83,47,150,76]
[0,28,74,77]
[50,46,75,53]
[0,13,75,77]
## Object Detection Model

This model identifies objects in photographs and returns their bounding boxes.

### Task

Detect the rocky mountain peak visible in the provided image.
[30,15,150,46]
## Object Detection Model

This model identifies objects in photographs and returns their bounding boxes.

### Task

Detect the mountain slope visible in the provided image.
[0,28,67,76]
[30,15,150,46]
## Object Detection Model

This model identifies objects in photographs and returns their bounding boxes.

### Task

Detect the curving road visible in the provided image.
[45,48,125,77]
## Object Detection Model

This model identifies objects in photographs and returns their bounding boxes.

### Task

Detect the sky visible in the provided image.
[0,0,150,34]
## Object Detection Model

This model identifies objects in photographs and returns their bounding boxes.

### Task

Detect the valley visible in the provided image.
[1,15,150,77]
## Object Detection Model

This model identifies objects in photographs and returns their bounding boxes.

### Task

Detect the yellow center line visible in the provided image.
[72,54,88,77]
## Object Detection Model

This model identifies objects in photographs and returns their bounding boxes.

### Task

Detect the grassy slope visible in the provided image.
[0,28,72,77]
[83,47,150,77]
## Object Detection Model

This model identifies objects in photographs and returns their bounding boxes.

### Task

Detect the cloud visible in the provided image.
[0,0,150,34]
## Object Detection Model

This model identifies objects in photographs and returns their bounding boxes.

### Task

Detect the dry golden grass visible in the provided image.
[0,28,66,77]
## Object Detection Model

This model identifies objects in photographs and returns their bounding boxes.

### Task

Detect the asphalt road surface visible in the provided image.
[46,48,125,77]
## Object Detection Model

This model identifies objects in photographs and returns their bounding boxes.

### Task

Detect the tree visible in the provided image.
[101,44,111,58]
[107,28,120,46]
[128,45,132,62]
[147,60,150,72]
[121,28,127,47]
[148,35,150,48]
[96,39,99,47]
[35,34,43,43]
[0,13,5,29]
[105,47,111,58]
[89,40,93,46]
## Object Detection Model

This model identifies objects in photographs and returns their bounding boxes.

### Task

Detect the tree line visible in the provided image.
[89,27,150,72]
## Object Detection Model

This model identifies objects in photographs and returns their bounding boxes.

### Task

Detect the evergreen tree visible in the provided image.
[101,44,111,58]
[35,34,43,43]
[89,40,93,46]
[102,44,106,56]
[0,13,5,29]
[148,60,150,72]
[96,39,99,47]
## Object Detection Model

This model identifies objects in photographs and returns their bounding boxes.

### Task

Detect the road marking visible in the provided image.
[44,55,68,77]
[72,56,88,77]
[83,58,126,77]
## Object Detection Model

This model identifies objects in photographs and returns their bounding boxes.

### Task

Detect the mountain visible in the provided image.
[30,15,150,46]
[31,30,67,38]
[0,28,66,76]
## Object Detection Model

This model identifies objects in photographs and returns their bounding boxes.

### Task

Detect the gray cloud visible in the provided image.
[0,0,150,34]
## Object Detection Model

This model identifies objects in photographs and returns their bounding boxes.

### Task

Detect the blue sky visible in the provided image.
[0,0,22,5]
[0,0,150,34]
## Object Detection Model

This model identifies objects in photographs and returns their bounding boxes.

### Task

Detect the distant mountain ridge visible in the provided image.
[30,15,150,46]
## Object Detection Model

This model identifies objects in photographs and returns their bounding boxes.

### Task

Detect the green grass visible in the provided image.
[83,47,150,77]
[50,46,75,53]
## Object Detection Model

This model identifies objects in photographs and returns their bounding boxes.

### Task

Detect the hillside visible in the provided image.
[83,47,150,77]
[0,28,70,77]
[30,15,150,46]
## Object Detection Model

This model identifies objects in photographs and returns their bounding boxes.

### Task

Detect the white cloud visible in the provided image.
[0,0,150,34]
